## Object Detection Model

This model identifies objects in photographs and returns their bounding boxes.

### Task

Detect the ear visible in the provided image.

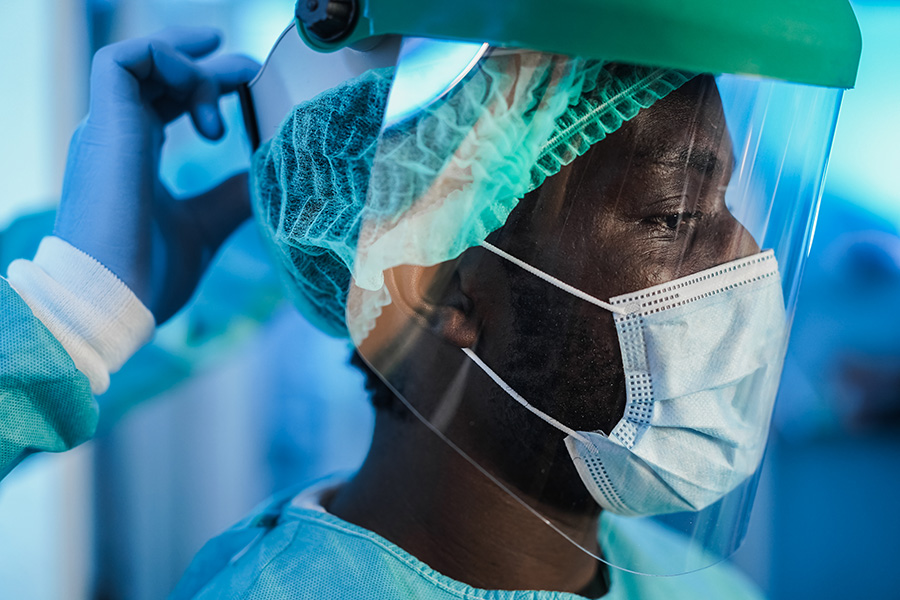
[384,262,479,349]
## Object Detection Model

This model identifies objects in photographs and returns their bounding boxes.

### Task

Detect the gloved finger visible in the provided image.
[142,41,204,101]
[96,37,195,87]
[183,55,261,139]
[90,34,256,128]
[133,39,256,97]
[188,78,226,140]
[182,172,253,252]
[90,38,201,119]
[200,54,261,93]
[151,26,222,59]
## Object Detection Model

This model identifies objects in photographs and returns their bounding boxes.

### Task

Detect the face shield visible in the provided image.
[247,5,856,578]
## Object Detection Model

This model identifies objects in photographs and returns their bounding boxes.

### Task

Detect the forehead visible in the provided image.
[564,74,734,194]
[626,75,733,164]
[510,75,738,243]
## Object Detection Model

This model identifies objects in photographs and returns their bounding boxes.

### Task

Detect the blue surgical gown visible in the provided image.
[171,478,765,600]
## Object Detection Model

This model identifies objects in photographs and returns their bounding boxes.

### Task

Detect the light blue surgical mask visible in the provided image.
[463,243,787,517]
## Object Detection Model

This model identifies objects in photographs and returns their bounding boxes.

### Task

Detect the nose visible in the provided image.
[709,202,760,265]
[682,210,760,278]
[731,220,761,260]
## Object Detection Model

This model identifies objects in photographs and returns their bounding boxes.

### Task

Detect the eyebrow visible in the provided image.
[640,145,732,177]
[669,147,724,177]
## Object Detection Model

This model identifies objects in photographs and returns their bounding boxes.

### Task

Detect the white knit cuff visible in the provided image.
[6,236,156,395]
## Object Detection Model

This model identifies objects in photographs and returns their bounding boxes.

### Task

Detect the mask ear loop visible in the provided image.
[464,241,633,448]
[479,241,629,315]
[461,347,594,447]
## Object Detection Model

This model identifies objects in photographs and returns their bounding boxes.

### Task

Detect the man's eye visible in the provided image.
[647,211,703,231]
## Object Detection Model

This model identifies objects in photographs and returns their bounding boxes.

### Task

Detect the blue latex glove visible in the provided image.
[55,27,260,323]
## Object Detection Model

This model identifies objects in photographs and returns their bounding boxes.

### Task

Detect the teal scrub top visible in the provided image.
[171,479,765,600]
[0,278,97,480]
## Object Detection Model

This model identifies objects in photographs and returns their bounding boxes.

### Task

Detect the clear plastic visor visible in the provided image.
[240,22,486,150]
[345,39,843,577]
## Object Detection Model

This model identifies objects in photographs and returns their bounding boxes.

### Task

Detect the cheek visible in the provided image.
[575,221,683,295]
[483,266,628,433]
[600,211,761,286]
[679,214,761,276]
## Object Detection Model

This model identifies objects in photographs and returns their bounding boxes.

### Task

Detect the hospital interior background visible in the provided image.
[0,1,897,598]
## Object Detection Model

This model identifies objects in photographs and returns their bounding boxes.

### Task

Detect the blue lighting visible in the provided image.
[826,4,900,224]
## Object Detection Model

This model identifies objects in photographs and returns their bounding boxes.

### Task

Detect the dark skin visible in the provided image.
[329,74,759,595]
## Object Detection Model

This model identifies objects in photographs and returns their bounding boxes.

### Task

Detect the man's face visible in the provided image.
[441,74,760,508]
[361,72,760,512]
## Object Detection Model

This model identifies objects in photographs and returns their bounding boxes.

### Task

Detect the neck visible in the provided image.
[328,411,605,595]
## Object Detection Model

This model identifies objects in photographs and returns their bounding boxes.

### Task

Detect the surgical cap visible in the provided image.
[251,57,693,338]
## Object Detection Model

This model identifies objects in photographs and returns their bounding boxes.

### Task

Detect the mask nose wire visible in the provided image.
[479,241,628,315]
[461,347,592,446]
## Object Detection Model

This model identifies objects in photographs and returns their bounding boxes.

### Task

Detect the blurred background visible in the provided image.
[0,1,897,599]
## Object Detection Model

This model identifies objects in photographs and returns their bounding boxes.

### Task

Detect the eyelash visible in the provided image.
[644,211,704,232]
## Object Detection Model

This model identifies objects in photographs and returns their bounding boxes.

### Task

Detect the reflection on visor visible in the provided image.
[242,22,401,149]
[242,27,487,150]
[382,39,489,129]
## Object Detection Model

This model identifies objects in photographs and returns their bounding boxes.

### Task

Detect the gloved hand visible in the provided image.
[55,27,260,323]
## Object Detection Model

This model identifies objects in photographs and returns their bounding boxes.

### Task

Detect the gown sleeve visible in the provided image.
[0,277,97,481]
[0,236,155,482]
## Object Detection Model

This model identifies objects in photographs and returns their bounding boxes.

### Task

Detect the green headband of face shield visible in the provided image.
[293,0,861,88]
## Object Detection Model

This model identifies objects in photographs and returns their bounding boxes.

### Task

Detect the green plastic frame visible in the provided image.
[296,0,861,88]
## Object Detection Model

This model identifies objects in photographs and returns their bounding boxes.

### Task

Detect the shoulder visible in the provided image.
[191,496,585,600]
[237,508,503,600]
[186,485,482,600]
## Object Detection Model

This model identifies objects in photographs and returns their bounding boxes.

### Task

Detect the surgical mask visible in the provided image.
[463,241,787,517]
